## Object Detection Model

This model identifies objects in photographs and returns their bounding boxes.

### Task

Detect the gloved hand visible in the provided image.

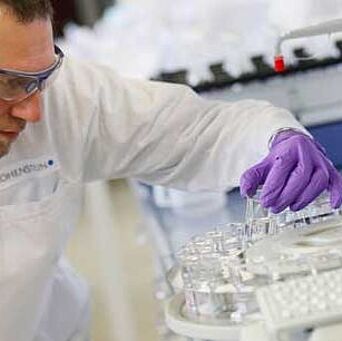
[240,130,342,213]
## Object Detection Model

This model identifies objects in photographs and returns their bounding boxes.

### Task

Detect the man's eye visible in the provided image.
[8,78,28,88]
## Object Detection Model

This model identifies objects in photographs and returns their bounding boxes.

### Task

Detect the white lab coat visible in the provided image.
[0,58,305,340]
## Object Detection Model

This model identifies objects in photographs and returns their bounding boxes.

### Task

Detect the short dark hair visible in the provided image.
[0,0,53,23]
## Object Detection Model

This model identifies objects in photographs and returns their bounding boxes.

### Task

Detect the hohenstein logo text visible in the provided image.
[0,161,50,184]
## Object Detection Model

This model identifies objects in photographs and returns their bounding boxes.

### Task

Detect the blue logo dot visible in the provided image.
[48,160,54,166]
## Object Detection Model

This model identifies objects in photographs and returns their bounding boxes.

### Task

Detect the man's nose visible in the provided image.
[10,92,42,123]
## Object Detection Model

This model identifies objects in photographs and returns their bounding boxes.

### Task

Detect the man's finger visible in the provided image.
[240,160,270,197]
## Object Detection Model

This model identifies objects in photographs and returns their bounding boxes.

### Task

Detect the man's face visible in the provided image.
[0,6,55,158]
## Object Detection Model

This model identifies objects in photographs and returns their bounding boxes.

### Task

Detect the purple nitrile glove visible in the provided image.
[240,130,342,213]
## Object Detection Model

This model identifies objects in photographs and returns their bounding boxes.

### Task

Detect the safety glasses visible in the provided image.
[0,45,64,103]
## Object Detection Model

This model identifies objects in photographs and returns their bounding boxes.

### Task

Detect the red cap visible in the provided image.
[274,55,285,73]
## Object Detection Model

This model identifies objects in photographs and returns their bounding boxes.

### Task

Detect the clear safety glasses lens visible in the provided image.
[0,45,64,102]
[0,73,39,102]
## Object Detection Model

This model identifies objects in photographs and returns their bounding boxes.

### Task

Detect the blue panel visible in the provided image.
[308,122,342,169]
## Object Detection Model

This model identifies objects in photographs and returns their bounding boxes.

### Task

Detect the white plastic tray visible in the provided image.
[165,293,261,341]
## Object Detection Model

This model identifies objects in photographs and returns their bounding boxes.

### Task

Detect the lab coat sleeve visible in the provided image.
[57,59,307,191]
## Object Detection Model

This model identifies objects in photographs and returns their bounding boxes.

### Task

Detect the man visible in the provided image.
[0,1,341,340]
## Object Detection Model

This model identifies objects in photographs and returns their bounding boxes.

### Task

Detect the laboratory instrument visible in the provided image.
[165,190,342,340]
[257,267,342,340]
[274,18,342,72]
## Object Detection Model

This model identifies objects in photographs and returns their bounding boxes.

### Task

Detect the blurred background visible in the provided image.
[47,1,342,341]
[54,0,342,80]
